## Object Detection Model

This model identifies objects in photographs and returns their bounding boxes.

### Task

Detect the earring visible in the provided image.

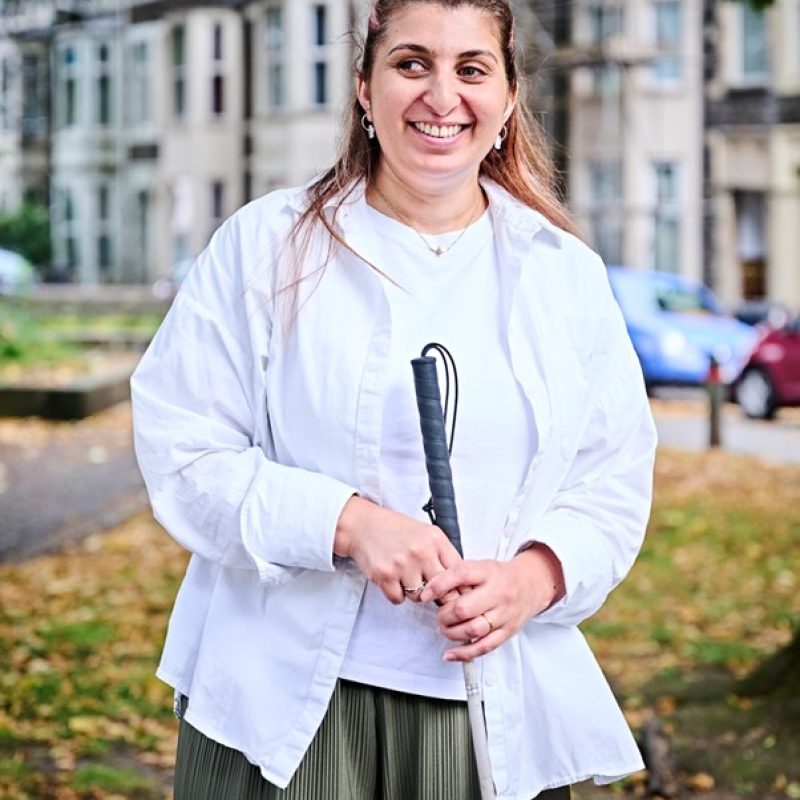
[361,112,375,140]
[494,124,508,151]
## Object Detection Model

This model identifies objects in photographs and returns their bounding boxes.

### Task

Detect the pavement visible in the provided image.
[1,393,799,564]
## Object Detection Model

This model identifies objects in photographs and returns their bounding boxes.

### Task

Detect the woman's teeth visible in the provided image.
[413,122,463,138]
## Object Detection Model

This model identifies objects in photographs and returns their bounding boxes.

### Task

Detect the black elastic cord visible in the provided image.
[419,343,459,523]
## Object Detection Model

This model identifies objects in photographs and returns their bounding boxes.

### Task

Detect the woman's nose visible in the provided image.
[423,72,460,116]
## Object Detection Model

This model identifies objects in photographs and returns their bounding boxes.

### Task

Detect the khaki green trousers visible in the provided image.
[174,680,571,800]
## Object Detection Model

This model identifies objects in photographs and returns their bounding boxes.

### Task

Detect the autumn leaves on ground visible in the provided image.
[1,417,799,799]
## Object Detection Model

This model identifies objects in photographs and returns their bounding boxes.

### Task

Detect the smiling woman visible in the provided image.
[130,2,657,799]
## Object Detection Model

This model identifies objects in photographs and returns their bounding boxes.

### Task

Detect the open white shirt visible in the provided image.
[131,179,657,799]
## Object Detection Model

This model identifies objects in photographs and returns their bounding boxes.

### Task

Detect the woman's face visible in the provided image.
[358,3,515,192]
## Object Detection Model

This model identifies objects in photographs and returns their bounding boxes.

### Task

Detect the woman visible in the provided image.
[131,1,657,798]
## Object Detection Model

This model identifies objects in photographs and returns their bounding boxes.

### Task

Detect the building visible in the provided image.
[0,0,368,284]
[706,0,800,308]
[527,0,705,284]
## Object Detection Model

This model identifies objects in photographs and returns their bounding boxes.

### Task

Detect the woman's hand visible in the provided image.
[334,496,463,605]
[419,544,566,662]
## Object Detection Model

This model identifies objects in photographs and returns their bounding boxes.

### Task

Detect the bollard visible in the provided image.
[707,354,722,448]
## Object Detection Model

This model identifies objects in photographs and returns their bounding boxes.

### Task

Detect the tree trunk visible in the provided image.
[739,628,800,696]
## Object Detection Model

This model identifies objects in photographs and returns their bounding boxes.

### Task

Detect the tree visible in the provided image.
[726,0,775,10]
[0,202,52,268]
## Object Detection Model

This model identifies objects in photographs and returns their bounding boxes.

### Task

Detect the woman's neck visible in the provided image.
[368,167,486,235]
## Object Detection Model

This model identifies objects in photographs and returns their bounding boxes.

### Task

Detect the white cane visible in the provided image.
[411,344,495,800]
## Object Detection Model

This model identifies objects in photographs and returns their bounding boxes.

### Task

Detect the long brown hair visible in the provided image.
[286,0,578,298]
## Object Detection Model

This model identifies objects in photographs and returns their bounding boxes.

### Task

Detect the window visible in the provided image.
[97,185,112,275]
[589,160,623,264]
[211,180,225,236]
[211,23,225,116]
[21,52,47,139]
[172,25,186,118]
[60,189,79,269]
[96,43,111,125]
[588,1,623,95]
[0,56,10,131]
[265,5,285,109]
[128,41,151,124]
[136,190,150,281]
[653,0,681,83]
[311,4,329,106]
[652,162,680,273]
[59,46,79,127]
[742,5,768,79]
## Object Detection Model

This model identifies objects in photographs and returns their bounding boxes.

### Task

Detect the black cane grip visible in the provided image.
[411,356,463,556]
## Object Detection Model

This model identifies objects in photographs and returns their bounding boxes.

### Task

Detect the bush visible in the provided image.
[0,202,52,268]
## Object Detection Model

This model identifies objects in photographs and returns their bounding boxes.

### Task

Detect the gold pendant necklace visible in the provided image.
[371,184,483,258]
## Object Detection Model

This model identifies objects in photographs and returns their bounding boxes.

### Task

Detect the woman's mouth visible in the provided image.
[411,121,467,139]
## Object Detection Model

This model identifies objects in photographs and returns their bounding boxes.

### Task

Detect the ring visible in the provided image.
[402,581,427,595]
[481,613,495,635]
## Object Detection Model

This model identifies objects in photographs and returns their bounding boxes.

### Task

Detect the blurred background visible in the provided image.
[0,0,798,798]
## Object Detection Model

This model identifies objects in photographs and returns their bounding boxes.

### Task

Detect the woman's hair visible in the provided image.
[286,0,578,301]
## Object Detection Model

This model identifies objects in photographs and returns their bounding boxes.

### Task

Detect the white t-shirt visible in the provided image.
[338,200,537,700]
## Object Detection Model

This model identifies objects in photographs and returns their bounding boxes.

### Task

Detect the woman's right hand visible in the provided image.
[334,496,462,605]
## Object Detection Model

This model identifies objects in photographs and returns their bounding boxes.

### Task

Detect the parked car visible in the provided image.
[734,299,791,329]
[606,266,758,387]
[0,247,35,295]
[734,314,800,419]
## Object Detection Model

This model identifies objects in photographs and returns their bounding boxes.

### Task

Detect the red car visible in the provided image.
[735,315,800,419]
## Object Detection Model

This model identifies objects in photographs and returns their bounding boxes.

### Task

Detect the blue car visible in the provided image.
[606,266,757,387]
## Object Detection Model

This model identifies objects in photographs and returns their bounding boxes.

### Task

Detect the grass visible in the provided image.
[0,443,798,799]
[0,301,161,370]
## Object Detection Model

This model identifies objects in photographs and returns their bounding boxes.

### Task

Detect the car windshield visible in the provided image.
[612,271,725,317]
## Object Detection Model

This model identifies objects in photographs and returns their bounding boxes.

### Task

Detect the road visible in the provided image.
[651,389,800,465]
[0,403,148,563]
[1,394,798,564]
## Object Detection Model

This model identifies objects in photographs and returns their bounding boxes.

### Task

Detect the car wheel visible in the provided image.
[735,367,777,420]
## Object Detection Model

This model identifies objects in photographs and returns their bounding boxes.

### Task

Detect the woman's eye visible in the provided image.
[459,65,487,79]
[397,59,426,73]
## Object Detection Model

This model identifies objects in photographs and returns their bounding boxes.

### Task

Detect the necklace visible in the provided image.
[371,184,484,257]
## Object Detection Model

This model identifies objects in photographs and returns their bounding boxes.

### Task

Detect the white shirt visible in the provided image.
[339,202,535,699]
[131,179,657,800]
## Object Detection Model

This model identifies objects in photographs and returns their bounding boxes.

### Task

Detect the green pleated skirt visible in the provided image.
[174,680,571,800]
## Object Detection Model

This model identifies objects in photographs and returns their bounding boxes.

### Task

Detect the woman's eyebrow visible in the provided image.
[386,43,499,64]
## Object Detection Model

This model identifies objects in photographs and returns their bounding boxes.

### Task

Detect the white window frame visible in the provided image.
[264,4,286,111]
[310,3,329,107]
[651,161,680,273]
[588,159,624,265]
[127,39,151,126]
[58,44,80,128]
[651,0,682,86]
[95,40,112,126]
[211,21,225,118]
[740,3,769,83]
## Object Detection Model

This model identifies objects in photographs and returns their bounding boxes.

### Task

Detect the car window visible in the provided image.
[653,278,724,315]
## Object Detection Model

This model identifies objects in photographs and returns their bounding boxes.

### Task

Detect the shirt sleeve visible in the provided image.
[130,212,358,585]
[526,272,657,628]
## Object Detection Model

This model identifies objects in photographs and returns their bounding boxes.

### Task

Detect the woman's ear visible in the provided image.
[357,76,371,116]
[504,88,518,124]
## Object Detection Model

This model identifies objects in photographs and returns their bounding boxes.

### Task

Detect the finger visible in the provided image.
[443,629,508,662]
[400,577,427,603]
[380,579,406,605]
[420,563,479,603]
[439,609,501,643]
[435,587,494,628]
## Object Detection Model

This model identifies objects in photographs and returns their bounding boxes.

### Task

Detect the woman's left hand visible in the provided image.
[419,545,565,662]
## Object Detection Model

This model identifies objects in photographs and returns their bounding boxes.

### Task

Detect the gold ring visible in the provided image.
[481,613,495,635]
[402,581,427,595]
